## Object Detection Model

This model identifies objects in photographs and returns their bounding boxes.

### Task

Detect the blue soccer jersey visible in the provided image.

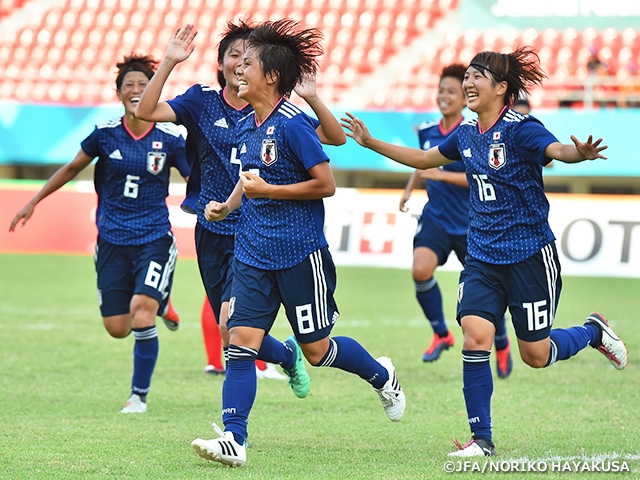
[417,118,468,236]
[81,117,189,246]
[234,99,328,270]
[167,85,254,235]
[437,108,558,264]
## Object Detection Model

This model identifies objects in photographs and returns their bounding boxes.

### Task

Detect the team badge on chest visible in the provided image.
[261,139,278,166]
[147,151,166,175]
[488,143,506,170]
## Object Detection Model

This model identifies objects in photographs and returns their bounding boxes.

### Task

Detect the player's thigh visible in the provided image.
[131,233,177,311]
[507,243,563,343]
[456,256,508,330]
[413,217,459,277]
[95,237,134,317]
[277,247,339,344]
[228,261,280,333]
[196,224,235,321]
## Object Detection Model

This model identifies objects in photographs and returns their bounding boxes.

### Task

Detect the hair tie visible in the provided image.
[469,63,503,82]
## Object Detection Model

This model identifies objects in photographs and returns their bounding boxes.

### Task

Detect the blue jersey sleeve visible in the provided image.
[171,138,190,178]
[79,127,101,158]
[166,84,207,130]
[436,130,462,160]
[285,114,329,171]
[513,116,559,165]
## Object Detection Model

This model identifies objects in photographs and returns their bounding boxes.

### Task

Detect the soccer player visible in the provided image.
[342,47,627,457]
[400,64,513,377]
[136,22,344,387]
[191,19,406,467]
[9,54,190,413]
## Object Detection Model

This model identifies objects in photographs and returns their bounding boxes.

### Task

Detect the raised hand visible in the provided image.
[340,112,373,147]
[240,171,271,198]
[165,24,198,64]
[571,134,608,160]
[294,74,318,101]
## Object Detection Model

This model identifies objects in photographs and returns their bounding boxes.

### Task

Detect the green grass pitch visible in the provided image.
[0,253,638,479]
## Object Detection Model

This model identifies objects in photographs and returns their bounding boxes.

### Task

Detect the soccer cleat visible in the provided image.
[161,298,180,331]
[374,356,406,421]
[204,365,226,375]
[120,394,147,414]
[449,437,496,457]
[256,362,287,380]
[495,338,513,379]
[422,331,455,362]
[585,312,628,370]
[191,422,246,467]
[282,335,311,398]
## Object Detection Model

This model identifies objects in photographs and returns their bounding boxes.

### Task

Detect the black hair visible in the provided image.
[217,19,255,88]
[440,63,466,84]
[115,53,157,92]
[468,47,546,106]
[246,18,323,97]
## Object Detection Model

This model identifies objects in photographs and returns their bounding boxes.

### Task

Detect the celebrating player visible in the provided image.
[342,47,627,456]
[191,19,405,467]
[400,64,512,377]
[9,54,190,413]
[136,22,345,386]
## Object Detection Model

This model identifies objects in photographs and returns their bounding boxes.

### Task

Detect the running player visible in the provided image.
[191,19,405,467]
[342,47,627,457]
[400,64,512,377]
[136,22,344,387]
[9,54,190,413]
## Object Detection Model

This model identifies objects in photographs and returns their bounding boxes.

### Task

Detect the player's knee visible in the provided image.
[104,320,131,338]
[412,265,435,283]
[520,351,547,369]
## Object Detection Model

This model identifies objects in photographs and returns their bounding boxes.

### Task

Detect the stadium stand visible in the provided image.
[0,0,637,108]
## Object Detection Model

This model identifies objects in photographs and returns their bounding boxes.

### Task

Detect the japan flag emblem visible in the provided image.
[147,151,166,174]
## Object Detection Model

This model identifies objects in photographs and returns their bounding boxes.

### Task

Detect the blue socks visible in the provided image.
[494,315,509,351]
[316,336,389,389]
[131,326,158,397]
[222,344,258,446]
[259,334,294,368]
[416,278,448,337]
[546,323,600,366]
[462,350,493,443]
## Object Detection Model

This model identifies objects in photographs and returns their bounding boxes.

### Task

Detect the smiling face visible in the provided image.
[236,46,272,104]
[437,75,466,118]
[219,39,246,90]
[117,71,149,116]
[463,65,506,114]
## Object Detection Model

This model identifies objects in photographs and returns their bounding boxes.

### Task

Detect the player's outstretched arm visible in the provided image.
[136,24,198,122]
[241,161,335,201]
[9,150,93,231]
[545,135,608,164]
[420,168,469,188]
[295,74,346,146]
[341,112,452,170]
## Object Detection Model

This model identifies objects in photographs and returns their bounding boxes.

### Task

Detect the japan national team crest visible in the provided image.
[488,143,506,170]
[147,151,166,175]
[261,139,278,166]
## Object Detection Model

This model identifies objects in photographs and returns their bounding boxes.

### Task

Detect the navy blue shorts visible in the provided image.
[228,246,339,344]
[195,223,235,323]
[94,233,178,317]
[414,215,467,266]
[456,243,563,342]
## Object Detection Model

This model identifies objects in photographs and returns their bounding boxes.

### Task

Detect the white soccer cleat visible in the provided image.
[120,394,147,413]
[256,363,287,380]
[449,437,496,457]
[374,356,406,421]
[191,423,246,467]
[585,312,628,370]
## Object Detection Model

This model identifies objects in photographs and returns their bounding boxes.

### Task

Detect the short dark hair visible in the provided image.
[441,63,466,84]
[217,19,255,88]
[115,53,157,92]
[247,19,323,97]
[468,47,546,106]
